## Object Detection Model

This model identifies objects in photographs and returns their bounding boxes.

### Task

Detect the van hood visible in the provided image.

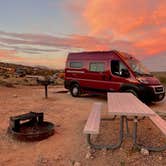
[137,76,161,85]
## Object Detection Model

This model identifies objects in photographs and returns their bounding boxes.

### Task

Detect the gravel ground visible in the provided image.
[0,85,166,166]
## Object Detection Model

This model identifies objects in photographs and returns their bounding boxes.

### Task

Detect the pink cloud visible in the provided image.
[0,31,112,51]
[83,0,166,36]
[0,49,17,59]
[0,49,27,64]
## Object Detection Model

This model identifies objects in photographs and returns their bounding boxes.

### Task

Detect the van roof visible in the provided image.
[68,50,137,61]
[69,50,117,55]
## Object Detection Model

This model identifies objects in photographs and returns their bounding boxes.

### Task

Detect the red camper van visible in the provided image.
[64,50,165,102]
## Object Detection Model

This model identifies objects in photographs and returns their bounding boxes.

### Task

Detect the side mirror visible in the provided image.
[121,69,130,78]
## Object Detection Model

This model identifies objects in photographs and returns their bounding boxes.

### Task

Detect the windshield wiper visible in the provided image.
[134,72,153,77]
[142,73,153,77]
[134,71,143,76]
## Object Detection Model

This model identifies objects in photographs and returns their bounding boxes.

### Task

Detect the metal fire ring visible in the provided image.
[8,112,55,141]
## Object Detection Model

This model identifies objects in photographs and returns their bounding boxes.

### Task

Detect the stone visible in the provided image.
[13,94,18,98]
[159,156,162,161]
[120,147,123,151]
[85,152,92,159]
[140,148,149,156]
[102,148,107,155]
[74,161,81,166]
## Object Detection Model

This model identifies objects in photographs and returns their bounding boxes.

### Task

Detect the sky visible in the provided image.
[0,0,166,71]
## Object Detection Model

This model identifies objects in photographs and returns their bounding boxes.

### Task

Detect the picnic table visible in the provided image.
[83,93,166,151]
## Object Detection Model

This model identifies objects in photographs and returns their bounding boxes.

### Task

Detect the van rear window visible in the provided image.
[69,62,83,68]
[89,62,105,72]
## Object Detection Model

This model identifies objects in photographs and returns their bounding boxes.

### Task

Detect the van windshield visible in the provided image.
[126,59,152,76]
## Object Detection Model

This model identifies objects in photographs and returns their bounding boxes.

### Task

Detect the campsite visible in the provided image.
[0,83,166,166]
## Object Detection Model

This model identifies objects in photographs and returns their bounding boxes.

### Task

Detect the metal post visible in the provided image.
[86,116,124,150]
[133,116,138,145]
[45,85,48,98]
[125,116,130,137]
[132,116,166,152]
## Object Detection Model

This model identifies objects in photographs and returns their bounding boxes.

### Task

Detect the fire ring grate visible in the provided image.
[8,112,55,141]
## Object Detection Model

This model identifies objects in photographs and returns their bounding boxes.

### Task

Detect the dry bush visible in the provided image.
[0,79,15,88]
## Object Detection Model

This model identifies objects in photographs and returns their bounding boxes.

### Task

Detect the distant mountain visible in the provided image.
[142,55,166,72]
[34,65,49,70]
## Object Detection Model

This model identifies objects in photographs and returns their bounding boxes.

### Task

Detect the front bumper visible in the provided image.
[141,85,165,102]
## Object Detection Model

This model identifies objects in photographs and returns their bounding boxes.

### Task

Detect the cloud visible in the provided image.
[0,30,112,51]
[0,49,16,58]
[0,43,59,54]
[83,0,166,36]
[1,29,165,61]
[0,49,24,61]
[133,27,166,57]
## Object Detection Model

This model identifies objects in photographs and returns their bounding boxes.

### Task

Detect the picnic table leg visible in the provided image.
[133,117,166,152]
[86,116,124,150]
[125,117,130,137]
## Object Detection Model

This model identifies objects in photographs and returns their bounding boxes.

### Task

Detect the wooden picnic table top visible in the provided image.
[107,93,156,117]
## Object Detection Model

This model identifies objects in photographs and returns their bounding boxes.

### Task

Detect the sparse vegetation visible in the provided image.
[0,62,64,87]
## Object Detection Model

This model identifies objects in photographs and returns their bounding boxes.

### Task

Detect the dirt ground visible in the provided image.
[0,85,166,166]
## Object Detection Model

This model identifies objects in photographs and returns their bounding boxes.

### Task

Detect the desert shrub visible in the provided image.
[55,78,64,85]
[0,80,15,88]
[158,76,166,86]
[3,74,10,79]
[57,72,65,79]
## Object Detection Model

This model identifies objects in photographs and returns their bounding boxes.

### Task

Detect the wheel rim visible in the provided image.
[73,87,78,95]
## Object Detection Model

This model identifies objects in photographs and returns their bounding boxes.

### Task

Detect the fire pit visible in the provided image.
[8,112,55,141]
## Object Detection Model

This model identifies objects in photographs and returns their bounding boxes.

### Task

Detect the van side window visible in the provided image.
[111,60,129,77]
[69,62,83,68]
[89,62,105,72]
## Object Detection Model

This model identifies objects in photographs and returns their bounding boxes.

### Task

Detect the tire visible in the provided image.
[124,89,138,98]
[70,84,80,97]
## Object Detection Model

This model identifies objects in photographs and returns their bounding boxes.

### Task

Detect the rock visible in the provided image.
[159,156,162,161]
[120,147,123,151]
[13,94,18,98]
[85,152,92,159]
[87,146,91,150]
[74,161,81,166]
[102,148,107,155]
[140,148,149,156]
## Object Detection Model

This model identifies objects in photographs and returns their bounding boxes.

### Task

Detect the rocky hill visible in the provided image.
[0,62,59,76]
[0,62,64,87]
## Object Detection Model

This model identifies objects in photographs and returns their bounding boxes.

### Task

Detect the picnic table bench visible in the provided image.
[83,102,102,135]
[83,93,166,151]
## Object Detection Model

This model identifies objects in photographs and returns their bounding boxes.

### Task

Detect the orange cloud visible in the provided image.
[69,35,111,50]
[83,0,166,37]
[0,49,25,62]
[0,49,16,59]
[80,0,166,60]
[134,27,166,56]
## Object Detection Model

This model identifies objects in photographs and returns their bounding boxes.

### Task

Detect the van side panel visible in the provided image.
[65,51,129,92]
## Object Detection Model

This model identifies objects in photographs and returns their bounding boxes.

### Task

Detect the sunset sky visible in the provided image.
[0,0,166,71]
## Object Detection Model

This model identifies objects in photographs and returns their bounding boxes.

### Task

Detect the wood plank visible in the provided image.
[150,113,166,136]
[107,93,156,117]
[83,102,102,134]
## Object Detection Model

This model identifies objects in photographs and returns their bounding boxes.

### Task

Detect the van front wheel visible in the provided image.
[70,84,80,97]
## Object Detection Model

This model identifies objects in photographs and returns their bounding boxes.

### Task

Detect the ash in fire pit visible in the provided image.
[8,112,55,141]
